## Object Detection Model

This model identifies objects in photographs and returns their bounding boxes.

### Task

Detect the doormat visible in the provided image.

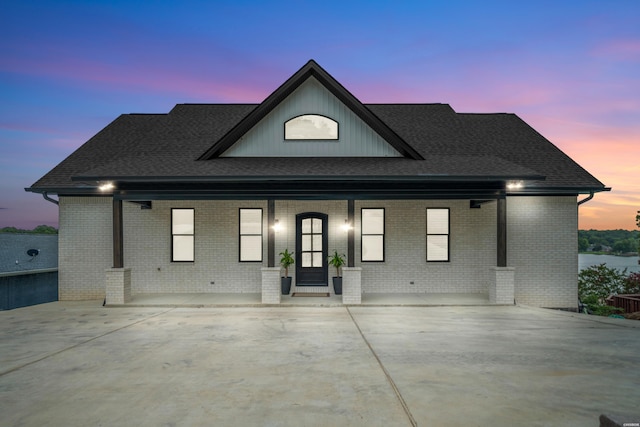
[291,292,330,297]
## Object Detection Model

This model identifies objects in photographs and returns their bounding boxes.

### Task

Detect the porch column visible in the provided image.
[347,199,355,267]
[267,199,275,268]
[497,195,507,267]
[113,198,123,268]
[342,267,362,304]
[106,197,131,304]
[261,267,281,304]
[106,267,131,305]
[491,195,514,304]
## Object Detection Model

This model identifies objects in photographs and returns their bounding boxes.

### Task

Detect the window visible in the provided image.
[301,217,323,267]
[427,208,449,262]
[172,208,194,262]
[284,114,338,140]
[239,208,263,262]
[361,208,384,261]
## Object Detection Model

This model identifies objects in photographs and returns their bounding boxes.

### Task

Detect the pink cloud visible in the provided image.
[0,192,59,229]
[1,39,283,103]
[1,56,267,103]
[579,199,638,230]
[592,38,640,61]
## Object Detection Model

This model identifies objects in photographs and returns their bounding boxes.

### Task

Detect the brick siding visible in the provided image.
[57,196,578,308]
[507,196,578,308]
[58,197,112,300]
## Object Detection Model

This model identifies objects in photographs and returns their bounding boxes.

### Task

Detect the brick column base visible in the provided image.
[105,268,131,304]
[261,267,281,304]
[342,267,362,304]
[490,267,515,304]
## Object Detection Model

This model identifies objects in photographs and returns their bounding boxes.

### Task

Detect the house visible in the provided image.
[0,233,58,273]
[0,233,59,309]
[26,60,608,309]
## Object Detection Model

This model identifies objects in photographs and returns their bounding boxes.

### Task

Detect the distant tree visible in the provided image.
[578,237,589,252]
[613,239,636,254]
[32,225,58,234]
[590,236,604,246]
[578,228,639,254]
[637,211,640,253]
[0,225,57,234]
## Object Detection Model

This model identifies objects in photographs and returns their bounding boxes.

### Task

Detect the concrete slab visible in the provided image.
[1,302,638,426]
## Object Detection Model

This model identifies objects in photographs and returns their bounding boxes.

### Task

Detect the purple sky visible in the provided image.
[1,0,639,230]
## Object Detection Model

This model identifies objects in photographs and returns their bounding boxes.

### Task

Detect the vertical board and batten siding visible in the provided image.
[221,77,402,157]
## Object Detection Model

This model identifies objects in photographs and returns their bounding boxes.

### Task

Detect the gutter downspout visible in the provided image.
[577,191,594,205]
[42,192,59,205]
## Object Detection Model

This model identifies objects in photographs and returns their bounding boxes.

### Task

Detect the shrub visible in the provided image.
[578,264,627,304]
[590,305,624,317]
[624,272,640,294]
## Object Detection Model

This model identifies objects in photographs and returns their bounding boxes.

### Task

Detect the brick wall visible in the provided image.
[274,200,348,295]
[355,200,496,294]
[58,196,112,300]
[124,200,267,294]
[508,196,578,308]
[58,196,578,307]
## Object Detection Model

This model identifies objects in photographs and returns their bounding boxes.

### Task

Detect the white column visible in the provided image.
[261,267,281,304]
[105,267,131,304]
[342,267,362,304]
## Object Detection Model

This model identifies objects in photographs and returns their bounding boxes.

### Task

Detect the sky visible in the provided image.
[1,0,639,230]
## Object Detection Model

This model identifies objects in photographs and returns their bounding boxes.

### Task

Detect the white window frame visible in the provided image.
[239,208,263,262]
[426,208,450,262]
[361,208,385,262]
[171,208,194,262]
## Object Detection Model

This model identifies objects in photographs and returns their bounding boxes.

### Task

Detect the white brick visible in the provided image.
[58,196,579,309]
[342,267,362,304]
[58,197,112,300]
[261,267,281,304]
[105,268,131,304]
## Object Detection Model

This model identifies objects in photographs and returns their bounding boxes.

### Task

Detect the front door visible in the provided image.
[295,213,328,286]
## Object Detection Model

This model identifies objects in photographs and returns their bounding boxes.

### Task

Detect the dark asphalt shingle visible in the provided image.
[28,102,605,192]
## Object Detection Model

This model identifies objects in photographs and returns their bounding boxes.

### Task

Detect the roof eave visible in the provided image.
[70,173,547,183]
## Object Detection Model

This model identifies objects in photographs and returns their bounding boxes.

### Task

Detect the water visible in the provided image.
[579,254,640,274]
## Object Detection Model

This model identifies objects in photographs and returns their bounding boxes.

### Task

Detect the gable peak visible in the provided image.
[198,61,423,160]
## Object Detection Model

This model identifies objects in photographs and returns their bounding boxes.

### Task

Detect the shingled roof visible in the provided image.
[27,61,607,197]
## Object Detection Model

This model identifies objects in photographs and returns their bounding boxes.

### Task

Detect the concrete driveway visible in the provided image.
[1,302,639,426]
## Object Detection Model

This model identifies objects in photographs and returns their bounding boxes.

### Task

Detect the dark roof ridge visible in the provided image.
[456,112,512,116]
[127,113,168,116]
[364,102,449,106]
[172,103,259,106]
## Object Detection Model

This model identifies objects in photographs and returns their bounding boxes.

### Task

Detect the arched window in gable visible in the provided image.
[284,114,338,140]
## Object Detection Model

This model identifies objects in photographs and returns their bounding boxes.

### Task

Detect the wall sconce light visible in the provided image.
[273,219,282,232]
[342,219,352,232]
[98,182,115,192]
[506,181,523,191]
